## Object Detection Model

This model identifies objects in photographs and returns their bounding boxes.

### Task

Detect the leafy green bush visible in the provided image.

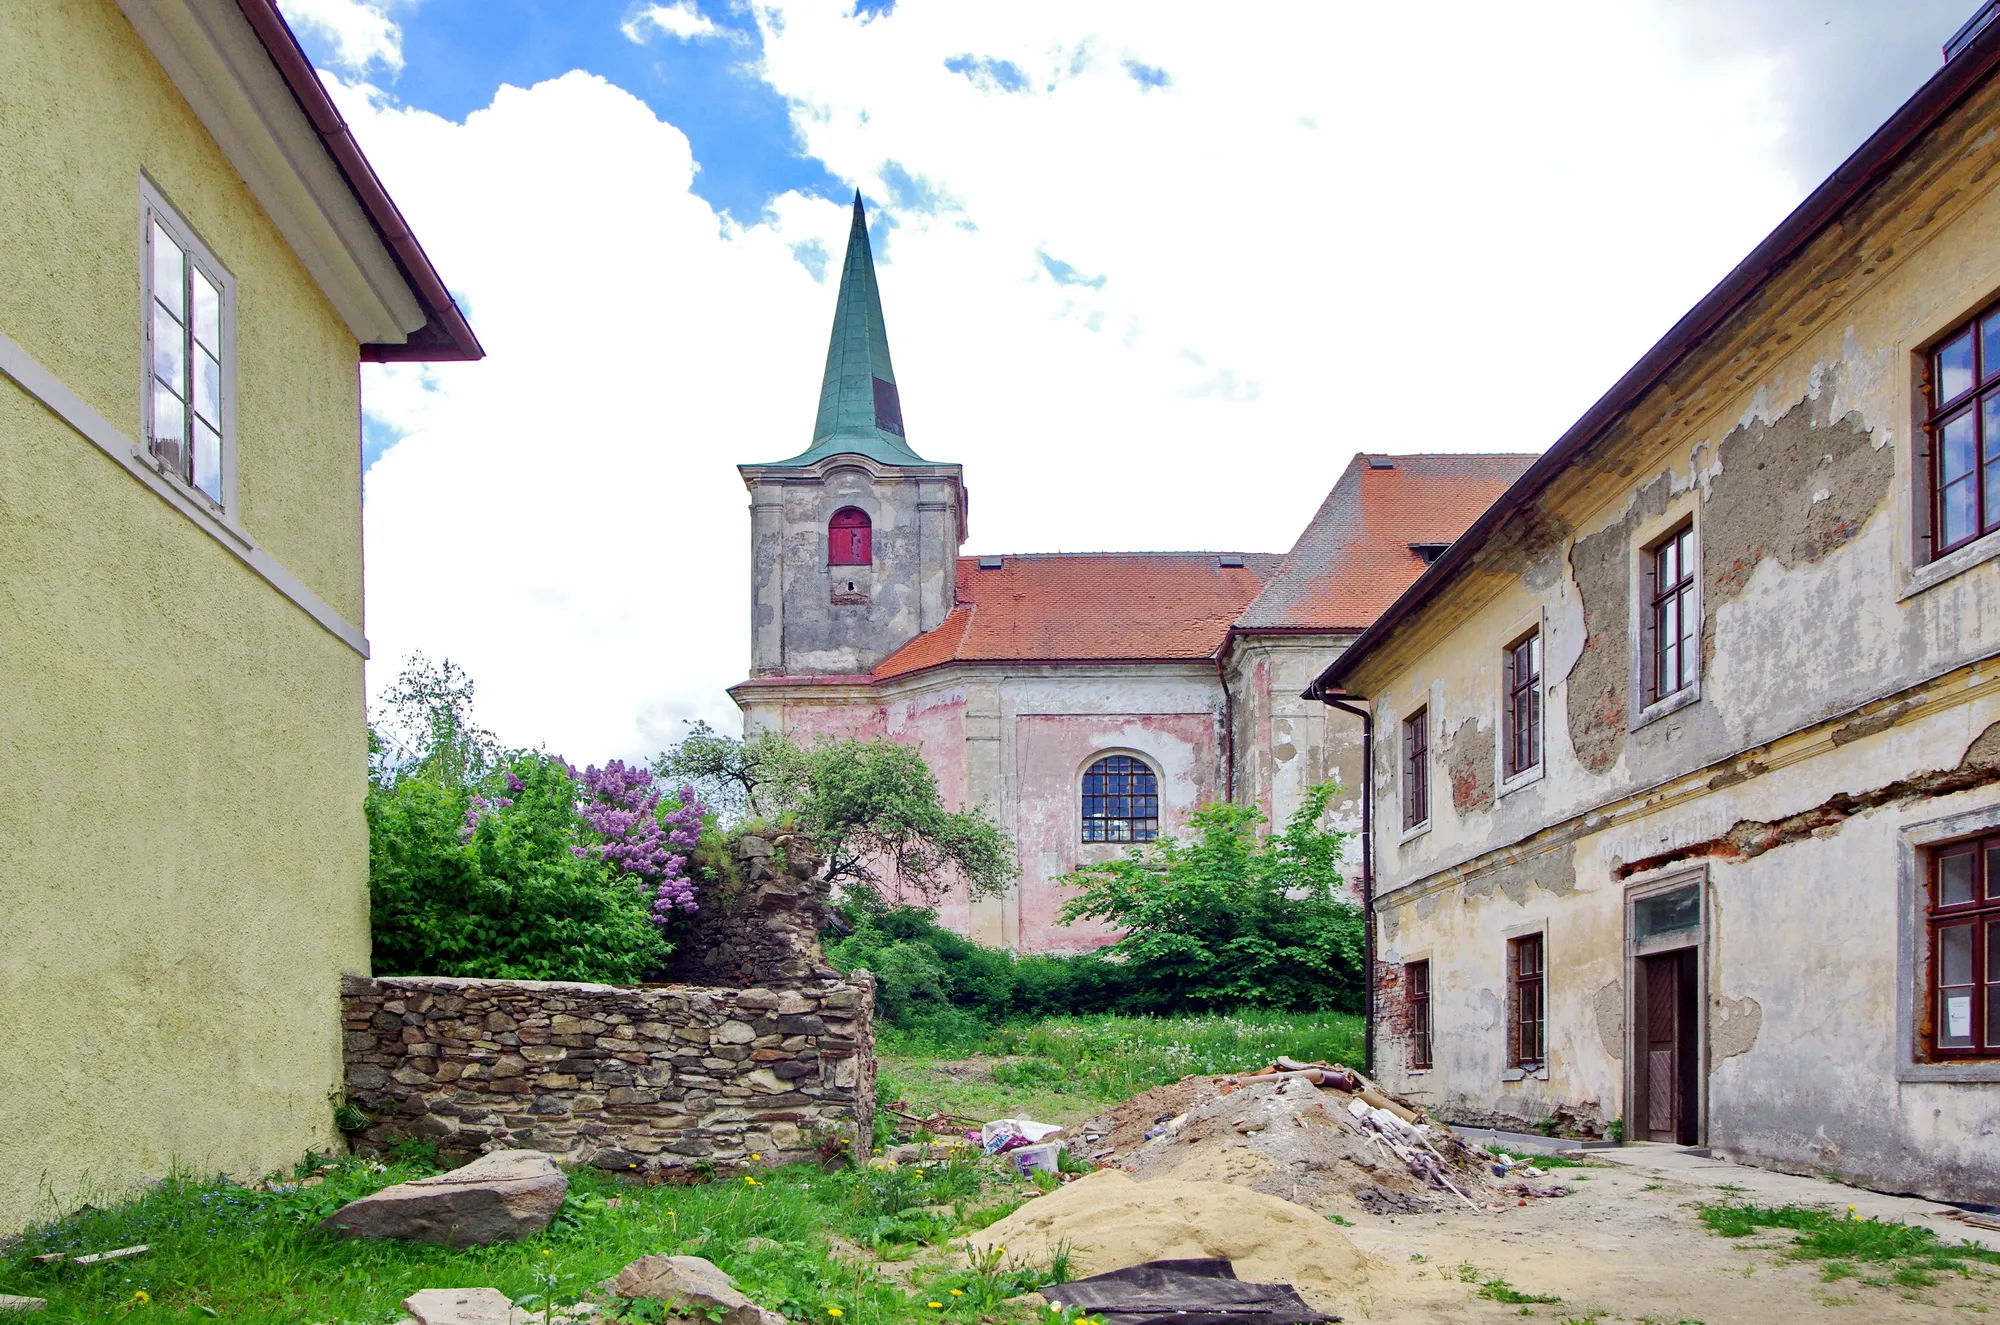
[1059,782,1364,1013]
[368,750,671,982]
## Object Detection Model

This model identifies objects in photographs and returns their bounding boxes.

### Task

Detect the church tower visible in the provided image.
[739,194,967,677]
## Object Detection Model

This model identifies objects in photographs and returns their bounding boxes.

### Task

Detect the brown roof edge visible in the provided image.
[233,0,483,362]
[1309,19,2000,703]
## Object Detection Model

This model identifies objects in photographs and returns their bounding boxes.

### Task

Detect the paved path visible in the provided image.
[1597,1141,1991,1248]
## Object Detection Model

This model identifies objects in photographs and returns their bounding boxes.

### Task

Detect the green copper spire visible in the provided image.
[769,193,928,466]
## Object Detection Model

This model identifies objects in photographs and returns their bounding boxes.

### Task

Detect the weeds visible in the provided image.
[0,1145,1073,1324]
[1477,1276,1561,1304]
[1697,1201,2000,1293]
[880,1011,1363,1121]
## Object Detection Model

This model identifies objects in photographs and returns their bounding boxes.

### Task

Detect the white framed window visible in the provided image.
[141,178,234,511]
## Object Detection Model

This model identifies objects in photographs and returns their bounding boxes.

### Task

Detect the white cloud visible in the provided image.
[622,2,720,43]
[331,2,1879,763]
[282,0,401,74]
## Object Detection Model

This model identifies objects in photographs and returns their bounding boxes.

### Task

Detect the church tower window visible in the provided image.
[1082,755,1160,843]
[828,507,872,565]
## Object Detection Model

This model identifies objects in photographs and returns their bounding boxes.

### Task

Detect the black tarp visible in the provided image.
[1043,1258,1339,1325]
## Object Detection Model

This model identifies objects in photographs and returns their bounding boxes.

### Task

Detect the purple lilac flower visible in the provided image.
[574,761,707,923]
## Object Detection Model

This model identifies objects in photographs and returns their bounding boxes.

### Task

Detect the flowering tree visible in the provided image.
[573,760,706,923]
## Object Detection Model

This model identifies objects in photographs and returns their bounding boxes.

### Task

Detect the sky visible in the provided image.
[277,0,1980,764]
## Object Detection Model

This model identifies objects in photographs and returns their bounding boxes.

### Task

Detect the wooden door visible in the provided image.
[1639,949,1699,1144]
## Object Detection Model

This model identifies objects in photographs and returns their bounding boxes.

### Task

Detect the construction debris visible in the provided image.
[1074,1061,1554,1216]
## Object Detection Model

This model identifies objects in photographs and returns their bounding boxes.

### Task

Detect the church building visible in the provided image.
[731,195,1531,952]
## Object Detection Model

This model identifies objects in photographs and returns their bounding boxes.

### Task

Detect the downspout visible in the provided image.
[1318,692,1375,1077]
[1216,634,1237,803]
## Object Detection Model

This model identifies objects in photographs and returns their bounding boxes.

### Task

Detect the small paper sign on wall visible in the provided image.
[1947,995,1973,1040]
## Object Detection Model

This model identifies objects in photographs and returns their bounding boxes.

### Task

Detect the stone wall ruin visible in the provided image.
[342,834,876,1175]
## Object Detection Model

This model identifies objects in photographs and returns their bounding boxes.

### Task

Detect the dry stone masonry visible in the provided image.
[342,973,875,1175]
[343,832,875,1174]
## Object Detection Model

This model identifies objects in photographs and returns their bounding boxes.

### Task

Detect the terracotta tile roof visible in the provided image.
[1231,453,1538,632]
[873,553,1281,679]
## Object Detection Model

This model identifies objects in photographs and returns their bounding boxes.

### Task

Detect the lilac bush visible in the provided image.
[573,759,706,923]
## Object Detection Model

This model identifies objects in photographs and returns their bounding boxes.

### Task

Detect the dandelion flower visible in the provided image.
[751,1153,762,1161]
[928,1303,944,1310]
[950,1289,965,1297]
[131,1291,150,1305]
[541,1249,551,1256]
[827,1309,844,1318]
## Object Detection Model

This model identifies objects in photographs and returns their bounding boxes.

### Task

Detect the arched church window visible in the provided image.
[1082,755,1159,843]
[828,507,872,566]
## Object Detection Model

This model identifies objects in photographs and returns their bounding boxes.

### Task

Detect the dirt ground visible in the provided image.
[1317,1145,1997,1323]
[898,1061,1995,1321]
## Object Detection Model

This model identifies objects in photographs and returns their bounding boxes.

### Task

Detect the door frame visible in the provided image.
[1622,866,1710,1147]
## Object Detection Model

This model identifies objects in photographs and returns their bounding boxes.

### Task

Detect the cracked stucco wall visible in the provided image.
[1345,84,2000,1201]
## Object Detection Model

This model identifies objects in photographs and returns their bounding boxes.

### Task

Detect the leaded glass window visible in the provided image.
[1082,755,1158,843]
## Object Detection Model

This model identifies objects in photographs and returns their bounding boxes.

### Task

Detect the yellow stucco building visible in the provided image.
[0,0,478,1231]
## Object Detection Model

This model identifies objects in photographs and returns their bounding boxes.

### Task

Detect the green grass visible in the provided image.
[1475,1275,1562,1304]
[0,1148,1069,1323]
[1696,1202,2000,1291]
[878,1011,1364,1126]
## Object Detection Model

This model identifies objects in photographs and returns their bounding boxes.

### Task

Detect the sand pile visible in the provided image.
[1073,1069,1501,1216]
[967,1169,1370,1310]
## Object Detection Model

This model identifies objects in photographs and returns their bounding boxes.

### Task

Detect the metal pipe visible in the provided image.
[1319,693,1375,1076]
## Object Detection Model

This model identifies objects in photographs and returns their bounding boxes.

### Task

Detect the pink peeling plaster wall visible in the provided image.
[1013,713,1221,954]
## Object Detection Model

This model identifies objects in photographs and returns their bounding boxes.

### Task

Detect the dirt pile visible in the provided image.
[966,1170,1369,1311]
[1073,1065,1517,1216]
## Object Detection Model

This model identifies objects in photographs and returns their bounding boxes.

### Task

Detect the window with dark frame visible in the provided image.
[1645,523,1698,705]
[1504,629,1542,778]
[827,507,872,565]
[1402,707,1429,830]
[1925,308,2000,558]
[1082,755,1159,843]
[1509,933,1546,1071]
[1406,960,1433,1070]
[1926,834,2000,1058]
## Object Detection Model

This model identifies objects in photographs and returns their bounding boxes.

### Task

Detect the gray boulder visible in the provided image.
[601,1254,785,1325]
[319,1150,568,1248]
[400,1287,526,1324]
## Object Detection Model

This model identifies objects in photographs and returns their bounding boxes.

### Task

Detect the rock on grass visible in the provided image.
[318,1150,568,1249]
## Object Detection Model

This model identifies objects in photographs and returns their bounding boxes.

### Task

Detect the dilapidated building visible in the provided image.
[731,195,1529,952]
[1311,20,2000,1202]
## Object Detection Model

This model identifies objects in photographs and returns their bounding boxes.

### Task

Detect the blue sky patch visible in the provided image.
[361,411,409,474]
[292,0,846,221]
[944,53,1031,94]
[879,160,954,216]
[1038,250,1106,289]
[1124,58,1170,89]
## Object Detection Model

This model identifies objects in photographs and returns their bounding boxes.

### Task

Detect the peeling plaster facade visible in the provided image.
[1333,63,2000,1202]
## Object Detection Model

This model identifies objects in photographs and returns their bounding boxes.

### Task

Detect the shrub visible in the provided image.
[368,750,672,983]
[1058,782,1365,1013]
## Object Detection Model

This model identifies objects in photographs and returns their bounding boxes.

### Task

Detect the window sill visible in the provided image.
[1895,1058,2000,1083]
[1497,764,1545,799]
[140,449,246,546]
[1901,526,2000,601]
[1501,1066,1550,1083]
[1632,683,1700,733]
[1397,820,1432,846]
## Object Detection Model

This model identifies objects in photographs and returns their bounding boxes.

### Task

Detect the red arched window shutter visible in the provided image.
[828,507,872,566]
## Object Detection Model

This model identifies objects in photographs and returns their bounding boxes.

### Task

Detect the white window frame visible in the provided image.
[140,176,237,517]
